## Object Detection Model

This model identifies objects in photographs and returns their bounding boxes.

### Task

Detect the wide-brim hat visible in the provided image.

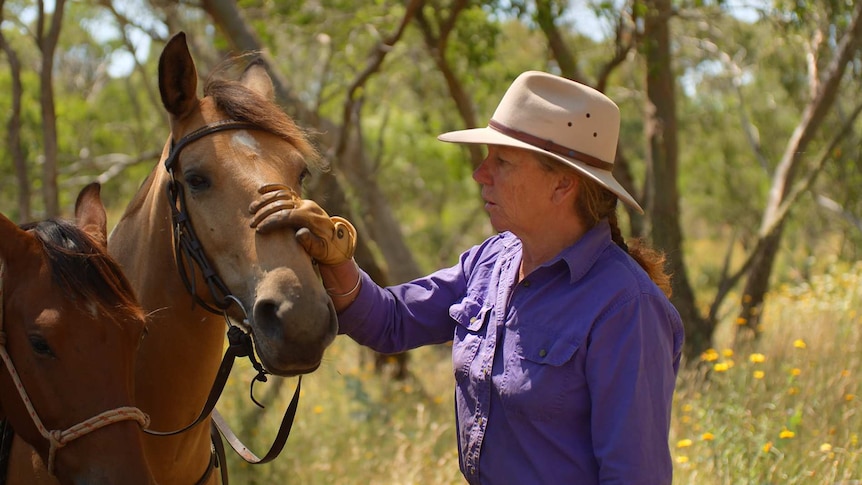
[438,71,643,214]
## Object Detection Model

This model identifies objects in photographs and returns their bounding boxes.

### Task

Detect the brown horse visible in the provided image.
[104,32,335,484]
[0,183,154,484]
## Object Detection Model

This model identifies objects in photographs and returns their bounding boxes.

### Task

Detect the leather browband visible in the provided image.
[487,119,614,171]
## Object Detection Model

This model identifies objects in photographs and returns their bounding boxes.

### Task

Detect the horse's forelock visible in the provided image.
[204,77,329,174]
[23,220,144,323]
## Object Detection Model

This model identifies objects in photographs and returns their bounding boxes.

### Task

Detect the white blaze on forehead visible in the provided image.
[231,130,262,153]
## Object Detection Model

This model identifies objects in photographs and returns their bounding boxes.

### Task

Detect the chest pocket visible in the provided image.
[450,296,488,381]
[501,326,585,421]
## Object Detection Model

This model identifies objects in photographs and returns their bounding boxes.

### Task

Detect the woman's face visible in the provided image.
[472,145,567,236]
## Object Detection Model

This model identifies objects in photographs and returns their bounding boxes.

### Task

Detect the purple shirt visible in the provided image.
[338,219,684,484]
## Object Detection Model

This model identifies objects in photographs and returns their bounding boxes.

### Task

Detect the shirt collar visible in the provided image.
[499,219,613,284]
[559,219,613,284]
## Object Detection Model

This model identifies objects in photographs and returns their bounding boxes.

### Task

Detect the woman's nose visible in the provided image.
[473,158,491,185]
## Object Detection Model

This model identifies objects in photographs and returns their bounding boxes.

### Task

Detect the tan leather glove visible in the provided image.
[249,184,357,265]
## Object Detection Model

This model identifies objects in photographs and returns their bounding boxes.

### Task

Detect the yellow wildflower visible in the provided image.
[845,394,855,402]
[820,443,833,452]
[793,339,807,349]
[313,405,324,414]
[676,439,693,448]
[790,368,802,377]
[779,429,795,439]
[675,455,689,464]
[736,317,747,325]
[713,362,729,372]
[763,441,773,452]
[722,348,734,358]
[700,348,719,362]
[788,386,800,396]
[753,370,765,379]
[701,432,715,441]
[749,353,766,364]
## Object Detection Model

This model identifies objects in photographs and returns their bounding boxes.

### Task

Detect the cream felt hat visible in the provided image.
[438,71,643,213]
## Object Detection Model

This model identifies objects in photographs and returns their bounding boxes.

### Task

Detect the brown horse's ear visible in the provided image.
[240,59,275,101]
[74,182,108,249]
[158,31,199,119]
[0,212,38,269]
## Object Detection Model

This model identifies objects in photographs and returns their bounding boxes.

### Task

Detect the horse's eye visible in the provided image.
[28,335,55,358]
[299,169,311,187]
[184,172,211,191]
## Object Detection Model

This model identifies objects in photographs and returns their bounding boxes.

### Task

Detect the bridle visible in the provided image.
[153,120,304,483]
[0,261,150,474]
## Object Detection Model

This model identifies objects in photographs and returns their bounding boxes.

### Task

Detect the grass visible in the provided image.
[216,261,862,484]
[672,260,862,484]
[218,342,461,484]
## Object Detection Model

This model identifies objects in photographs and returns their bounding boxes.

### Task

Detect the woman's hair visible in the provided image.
[537,153,673,297]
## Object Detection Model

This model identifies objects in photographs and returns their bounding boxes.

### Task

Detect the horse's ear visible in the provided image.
[158,31,199,119]
[75,182,108,249]
[0,212,37,268]
[240,59,275,101]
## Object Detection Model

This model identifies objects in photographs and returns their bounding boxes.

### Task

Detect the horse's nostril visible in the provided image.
[254,300,280,327]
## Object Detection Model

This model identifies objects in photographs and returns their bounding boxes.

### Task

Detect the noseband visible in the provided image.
[0,262,150,474]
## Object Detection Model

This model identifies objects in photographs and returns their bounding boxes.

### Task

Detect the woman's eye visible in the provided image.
[299,169,310,187]
[29,335,55,358]
[184,173,211,191]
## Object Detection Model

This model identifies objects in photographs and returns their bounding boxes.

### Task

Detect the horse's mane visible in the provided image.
[20,219,144,323]
[204,61,329,174]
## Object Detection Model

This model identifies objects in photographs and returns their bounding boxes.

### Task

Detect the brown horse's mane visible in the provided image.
[204,60,330,174]
[20,219,144,323]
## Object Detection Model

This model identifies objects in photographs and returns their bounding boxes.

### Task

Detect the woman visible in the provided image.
[251,71,684,484]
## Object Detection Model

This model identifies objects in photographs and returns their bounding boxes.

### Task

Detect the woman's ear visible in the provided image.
[551,173,579,204]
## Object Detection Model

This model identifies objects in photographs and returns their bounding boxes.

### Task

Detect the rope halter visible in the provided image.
[0,261,151,473]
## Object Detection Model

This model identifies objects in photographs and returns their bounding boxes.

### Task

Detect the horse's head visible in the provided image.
[156,32,337,376]
[0,184,154,483]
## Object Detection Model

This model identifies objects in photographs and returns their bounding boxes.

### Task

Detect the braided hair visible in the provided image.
[573,173,673,298]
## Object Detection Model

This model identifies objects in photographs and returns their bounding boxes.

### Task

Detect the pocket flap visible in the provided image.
[518,327,581,366]
[449,296,487,332]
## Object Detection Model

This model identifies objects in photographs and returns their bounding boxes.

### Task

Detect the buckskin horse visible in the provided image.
[112,32,337,483]
[0,183,154,484]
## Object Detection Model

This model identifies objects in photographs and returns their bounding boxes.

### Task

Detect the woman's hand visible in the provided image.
[249,184,357,265]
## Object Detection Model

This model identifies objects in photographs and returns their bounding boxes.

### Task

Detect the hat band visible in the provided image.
[488,119,614,171]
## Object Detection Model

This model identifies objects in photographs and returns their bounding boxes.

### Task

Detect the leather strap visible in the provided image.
[143,326,255,437]
[211,376,301,464]
[488,119,614,171]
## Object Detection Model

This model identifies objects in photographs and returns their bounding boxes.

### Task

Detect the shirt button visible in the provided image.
[539,349,548,358]
[523,280,531,287]
[469,316,477,323]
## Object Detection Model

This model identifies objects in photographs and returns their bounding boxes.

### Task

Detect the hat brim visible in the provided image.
[438,127,644,214]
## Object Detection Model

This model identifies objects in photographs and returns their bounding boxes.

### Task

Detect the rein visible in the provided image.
[155,120,304,482]
[0,262,150,474]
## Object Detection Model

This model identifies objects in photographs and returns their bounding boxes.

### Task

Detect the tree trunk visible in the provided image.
[737,0,862,339]
[0,18,30,222]
[36,0,66,218]
[642,0,709,356]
